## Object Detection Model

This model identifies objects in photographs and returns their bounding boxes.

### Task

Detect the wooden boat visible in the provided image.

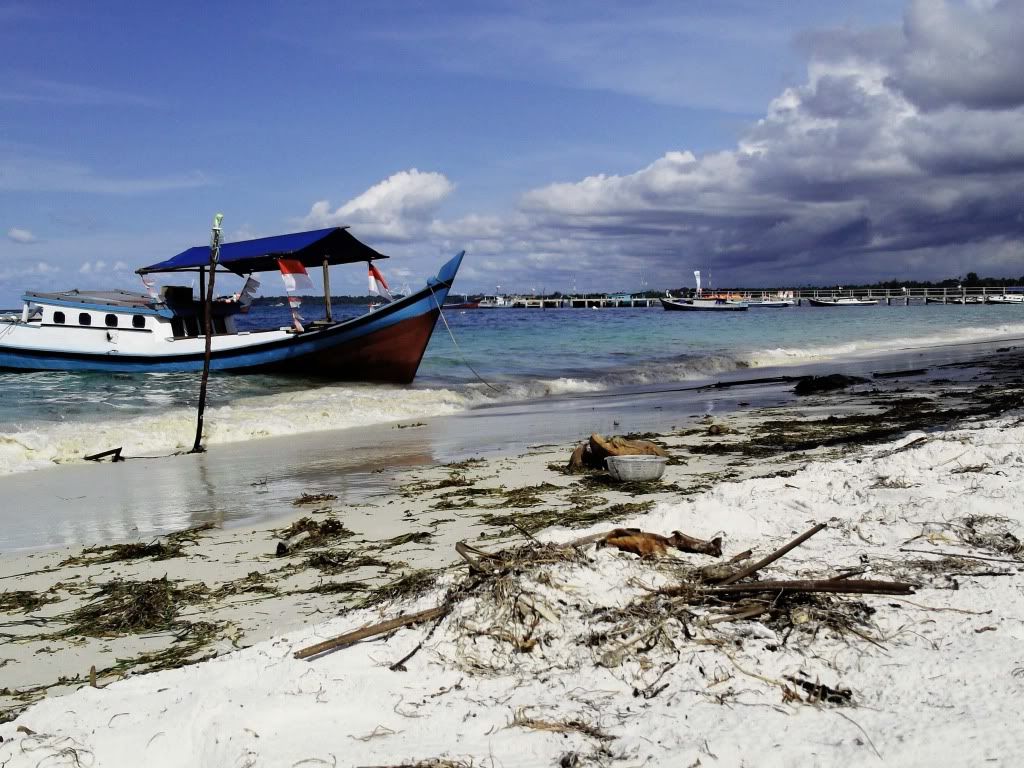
[660,297,748,311]
[0,227,464,383]
[661,270,748,311]
[807,297,878,307]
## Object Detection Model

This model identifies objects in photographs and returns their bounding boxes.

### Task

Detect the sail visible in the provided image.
[694,270,702,296]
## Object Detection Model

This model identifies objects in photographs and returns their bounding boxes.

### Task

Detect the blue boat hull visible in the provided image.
[0,252,463,383]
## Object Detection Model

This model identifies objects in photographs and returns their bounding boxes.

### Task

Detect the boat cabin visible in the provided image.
[19,288,243,340]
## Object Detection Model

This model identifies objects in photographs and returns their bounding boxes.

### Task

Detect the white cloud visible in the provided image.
[79,260,107,274]
[300,169,455,242]
[7,227,36,243]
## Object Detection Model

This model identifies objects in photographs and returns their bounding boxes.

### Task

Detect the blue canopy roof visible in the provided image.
[137,227,387,275]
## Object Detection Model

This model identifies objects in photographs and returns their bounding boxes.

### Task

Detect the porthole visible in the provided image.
[105,314,118,328]
[53,311,66,324]
[132,315,146,329]
[79,313,92,326]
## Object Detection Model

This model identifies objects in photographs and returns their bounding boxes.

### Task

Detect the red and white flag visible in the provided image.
[368,262,393,301]
[277,259,313,331]
[277,258,315,294]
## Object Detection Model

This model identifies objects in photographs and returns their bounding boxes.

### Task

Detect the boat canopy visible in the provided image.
[137,227,388,276]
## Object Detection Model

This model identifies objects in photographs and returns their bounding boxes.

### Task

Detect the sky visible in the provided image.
[2,0,1023,304]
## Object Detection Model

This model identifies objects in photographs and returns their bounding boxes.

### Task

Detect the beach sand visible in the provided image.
[1,343,1022,766]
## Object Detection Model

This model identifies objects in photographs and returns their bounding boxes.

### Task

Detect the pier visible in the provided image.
[452,285,1021,308]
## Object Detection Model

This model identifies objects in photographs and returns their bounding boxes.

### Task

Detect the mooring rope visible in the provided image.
[429,286,501,393]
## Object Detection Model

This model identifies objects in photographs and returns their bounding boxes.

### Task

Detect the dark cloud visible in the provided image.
[506,0,1024,287]
[887,0,1024,111]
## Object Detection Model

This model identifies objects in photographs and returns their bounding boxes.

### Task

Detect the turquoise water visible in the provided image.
[1,302,1023,476]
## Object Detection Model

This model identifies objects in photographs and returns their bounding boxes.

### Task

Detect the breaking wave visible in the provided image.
[2,318,1022,477]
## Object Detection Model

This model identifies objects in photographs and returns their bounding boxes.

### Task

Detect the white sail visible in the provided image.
[693,270,702,296]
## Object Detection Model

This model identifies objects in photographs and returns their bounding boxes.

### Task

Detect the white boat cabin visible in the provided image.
[19,288,243,340]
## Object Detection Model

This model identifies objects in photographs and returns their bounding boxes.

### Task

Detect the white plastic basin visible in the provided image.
[605,455,668,482]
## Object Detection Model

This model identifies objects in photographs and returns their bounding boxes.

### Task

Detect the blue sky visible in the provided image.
[2,0,1022,304]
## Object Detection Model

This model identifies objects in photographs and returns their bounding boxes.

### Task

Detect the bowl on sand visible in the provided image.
[605,455,668,482]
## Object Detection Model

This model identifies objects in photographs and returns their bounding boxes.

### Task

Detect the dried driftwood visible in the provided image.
[599,528,722,558]
[294,605,449,660]
[275,530,312,556]
[715,523,827,585]
[698,579,914,596]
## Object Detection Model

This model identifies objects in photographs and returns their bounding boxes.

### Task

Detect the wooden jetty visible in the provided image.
[469,286,1021,309]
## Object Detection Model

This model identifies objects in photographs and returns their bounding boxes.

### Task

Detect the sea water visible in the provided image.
[1,302,1023,477]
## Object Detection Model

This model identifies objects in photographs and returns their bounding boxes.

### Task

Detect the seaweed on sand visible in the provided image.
[954,515,1023,558]
[0,590,60,614]
[358,568,439,608]
[276,516,355,550]
[212,571,280,598]
[495,483,560,508]
[479,500,654,537]
[63,522,218,565]
[293,492,338,506]
[377,531,435,550]
[100,620,222,677]
[305,550,391,574]
[63,576,209,637]
[301,580,367,596]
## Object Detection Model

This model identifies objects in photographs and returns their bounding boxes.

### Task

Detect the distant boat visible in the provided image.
[661,269,748,311]
[985,294,1024,304]
[661,297,748,311]
[476,295,511,308]
[925,296,984,305]
[0,227,464,383]
[444,300,480,310]
[808,297,878,307]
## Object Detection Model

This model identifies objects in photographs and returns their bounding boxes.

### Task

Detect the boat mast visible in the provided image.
[322,256,332,322]
[190,212,223,455]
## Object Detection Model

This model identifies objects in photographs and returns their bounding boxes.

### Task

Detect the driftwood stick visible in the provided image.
[84,447,124,462]
[565,531,615,548]
[389,610,448,672]
[455,541,505,573]
[829,568,868,581]
[294,605,449,660]
[668,531,722,557]
[700,579,915,596]
[717,523,827,585]
[899,547,1023,565]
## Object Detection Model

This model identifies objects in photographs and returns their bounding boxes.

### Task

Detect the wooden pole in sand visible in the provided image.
[190,213,224,454]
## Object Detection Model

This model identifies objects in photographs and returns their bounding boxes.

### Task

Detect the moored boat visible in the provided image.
[747,299,794,308]
[661,269,749,312]
[0,227,464,383]
[660,297,748,311]
[925,296,984,304]
[808,297,878,307]
[985,294,1024,304]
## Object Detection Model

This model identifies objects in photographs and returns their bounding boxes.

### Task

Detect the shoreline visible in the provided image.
[1,342,1022,745]
[2,335,1022,554]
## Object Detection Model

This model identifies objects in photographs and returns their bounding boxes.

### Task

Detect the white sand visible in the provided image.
[2,409,1022,767]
